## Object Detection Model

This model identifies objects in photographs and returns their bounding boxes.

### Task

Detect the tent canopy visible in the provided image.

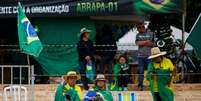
[118,25,192,50]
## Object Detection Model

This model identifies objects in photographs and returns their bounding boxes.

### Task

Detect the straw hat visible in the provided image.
[95,74,106,82]
[148,47,167,59]
[64,71,80,80]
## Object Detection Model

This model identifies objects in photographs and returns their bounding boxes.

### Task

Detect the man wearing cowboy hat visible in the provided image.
[83,74,113,101]
[147,47,174,101]
[54,71,83,101]
[77,27,96,90]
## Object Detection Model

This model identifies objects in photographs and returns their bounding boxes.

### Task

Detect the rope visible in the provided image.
[33,73,201,77]
[0,44,136,47]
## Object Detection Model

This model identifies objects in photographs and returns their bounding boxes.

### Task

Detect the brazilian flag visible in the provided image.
[17,3,43,57]
[133,0,183,15]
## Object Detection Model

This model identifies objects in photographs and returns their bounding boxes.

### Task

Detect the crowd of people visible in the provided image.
[54,23,175,101]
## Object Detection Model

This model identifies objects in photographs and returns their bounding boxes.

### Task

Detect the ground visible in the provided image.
[1,84,201,101]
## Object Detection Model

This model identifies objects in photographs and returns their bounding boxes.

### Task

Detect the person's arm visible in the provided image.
[77,41,85,56]
[146,63,154,81]
[167,58,175,86]
[54,84,65,101]
[89,40,95,57]
[136,40,154,46]
[77,41,88,60]
[146,31,155,47]
[136,40,147,46]
[113,64,120,77]
[136,32,154,46]
[135,34,150,46]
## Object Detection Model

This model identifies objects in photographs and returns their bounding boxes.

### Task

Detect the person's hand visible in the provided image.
[151,72,156,79]
[136,40,149,46]
[85,56,91,61]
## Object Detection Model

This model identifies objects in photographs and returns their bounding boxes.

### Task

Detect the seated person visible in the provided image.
[54,71,82,101]
[83,74,113,101]
[112,55,130,91]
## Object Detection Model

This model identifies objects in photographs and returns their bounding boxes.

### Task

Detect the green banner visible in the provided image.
[187,14,201,59]
[34,17,96,75]
[0,0,184,17]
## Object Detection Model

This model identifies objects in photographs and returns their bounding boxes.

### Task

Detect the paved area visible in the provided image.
[135,91,201,101]
[16,90,200,101]
[1,84,201,101]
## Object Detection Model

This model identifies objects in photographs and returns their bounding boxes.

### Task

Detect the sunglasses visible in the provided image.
[137,26,145,29]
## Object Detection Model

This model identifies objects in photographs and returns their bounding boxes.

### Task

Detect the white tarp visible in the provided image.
[117,25,193,50]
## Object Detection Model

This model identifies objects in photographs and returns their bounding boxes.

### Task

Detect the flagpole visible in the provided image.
[173,0,187,78]
[27,55,35,101]
[174,0,187,82]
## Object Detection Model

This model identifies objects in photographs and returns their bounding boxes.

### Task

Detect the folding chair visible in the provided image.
[4,85,27,101]
[117,92,137,101]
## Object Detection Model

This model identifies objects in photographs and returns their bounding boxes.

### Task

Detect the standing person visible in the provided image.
[113,55,130,91]
[83,74,113,101]
[135,22,154,90]
[77,28,96,90]
[147,47,174,101]
[54,71,83,101]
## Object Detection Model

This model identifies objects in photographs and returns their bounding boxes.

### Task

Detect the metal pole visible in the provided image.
[28,65,31,85]
[11,66,14,101]
[182,0,187,45]
[31,65,35,101]
[27,55,30,66]
[20,67,22,101]
[1,66,3,101]
[181,0,187,83]
[27,55,31,85]
[182,14,185,45]
[27,55,34,101]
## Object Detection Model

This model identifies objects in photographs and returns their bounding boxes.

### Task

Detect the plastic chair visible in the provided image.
[117,92,137,101]
[4,85,27,101]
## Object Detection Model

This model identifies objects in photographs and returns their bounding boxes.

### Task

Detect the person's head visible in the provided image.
[80,28,91,40]
[148,47,167,63]
[118,55,128,65]
[152,56,163,63]
[95,74,106,88]
[64,71,80,87]
[137,23,146,33]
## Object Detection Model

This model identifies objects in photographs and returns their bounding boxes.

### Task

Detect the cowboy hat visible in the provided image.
[80,27,91,34]
[95,74,106,82]
[64,71,80,80]
[148,47,166,59]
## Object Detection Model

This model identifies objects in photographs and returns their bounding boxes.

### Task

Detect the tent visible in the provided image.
[117,25,192,50]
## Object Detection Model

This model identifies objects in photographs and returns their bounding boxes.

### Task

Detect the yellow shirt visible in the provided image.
[65,84,83,100]
[152,57,174,92]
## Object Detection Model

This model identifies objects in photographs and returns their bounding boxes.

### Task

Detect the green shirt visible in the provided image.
[93,86,113,101]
